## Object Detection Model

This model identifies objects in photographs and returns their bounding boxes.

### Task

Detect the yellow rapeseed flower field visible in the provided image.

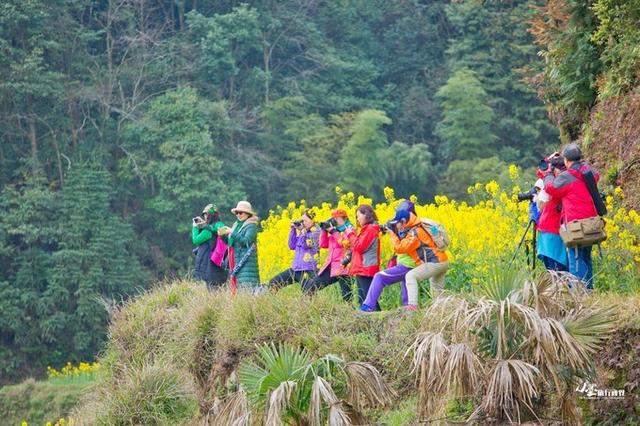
[257,169,639,292]
[47,361,100,379]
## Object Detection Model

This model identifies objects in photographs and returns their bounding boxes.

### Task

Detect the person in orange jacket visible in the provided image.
[361,209,447,311]
[347,204,381,306]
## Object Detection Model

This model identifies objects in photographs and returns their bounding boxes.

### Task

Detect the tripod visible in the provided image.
[510,219,537,270]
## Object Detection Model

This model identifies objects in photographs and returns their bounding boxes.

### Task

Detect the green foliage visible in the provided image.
[78,363,198,426]
[435,69,497,161]
[437,157,511,201]
[591,0,640,98]
[339,110,392,196]
[385,142,435,200]
[0,165,146,383]
[444,0,559,164]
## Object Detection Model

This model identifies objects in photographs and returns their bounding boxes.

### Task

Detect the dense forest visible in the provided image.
[1,0,638,384]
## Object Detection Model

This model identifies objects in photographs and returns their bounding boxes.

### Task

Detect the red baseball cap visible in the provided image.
[331,209,348,219]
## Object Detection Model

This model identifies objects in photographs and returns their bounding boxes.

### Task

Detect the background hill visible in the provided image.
[1,0,639,390]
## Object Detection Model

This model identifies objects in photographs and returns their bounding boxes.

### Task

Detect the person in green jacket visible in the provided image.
[192,203,228,288]
[218,201,260,290]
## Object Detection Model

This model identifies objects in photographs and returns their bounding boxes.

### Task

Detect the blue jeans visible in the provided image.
[567,246,593,289]
[540,255,567,272]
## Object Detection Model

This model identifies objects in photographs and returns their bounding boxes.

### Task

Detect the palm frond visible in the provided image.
[561,306,616,357]
[344,362,394,411]
[211,390,251,426]
[309,375,341,426]
[328,403,351,426]
[409,331,449,418]
[265,380,297,426]
[482,359,540,423]
[443,343,483,395]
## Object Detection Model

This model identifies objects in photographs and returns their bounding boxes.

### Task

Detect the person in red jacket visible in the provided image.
[347,204,381,306]
[536,155,568,271]
[543,143,599,288]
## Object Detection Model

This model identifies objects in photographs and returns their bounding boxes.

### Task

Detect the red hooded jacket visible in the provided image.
[537,196,563,234]
[347,223,380,277]
[544,163,599,223]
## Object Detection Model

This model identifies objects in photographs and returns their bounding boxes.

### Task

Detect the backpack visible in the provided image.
[419,218,450,251]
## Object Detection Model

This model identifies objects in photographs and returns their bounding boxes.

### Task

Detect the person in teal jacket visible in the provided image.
[192,203,227,288]
[219,201,260,289]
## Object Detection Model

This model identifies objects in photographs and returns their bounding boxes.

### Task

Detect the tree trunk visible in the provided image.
[28,115,38,169]
[264,45,270,105]
[51,137,64,188]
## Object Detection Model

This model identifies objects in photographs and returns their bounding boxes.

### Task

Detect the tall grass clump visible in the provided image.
[408,268,616,423]
[72,280,420,424]
[72,362,197,425]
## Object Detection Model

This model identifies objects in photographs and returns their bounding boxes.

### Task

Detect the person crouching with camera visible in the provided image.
[347,205,381,306]
[302,209,355,302]
[536,155,568,272]
[268,210,320,291]
[361,209,448,312]
[192,204,228,289]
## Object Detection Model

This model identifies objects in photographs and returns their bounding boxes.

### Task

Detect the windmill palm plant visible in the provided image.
[408,268,615,423]
[213,343,394,425]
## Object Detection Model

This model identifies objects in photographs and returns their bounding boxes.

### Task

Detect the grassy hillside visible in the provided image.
[0,374,96,425]
[61,278,639,424]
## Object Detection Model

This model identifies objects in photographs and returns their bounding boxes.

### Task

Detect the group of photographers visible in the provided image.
[533,143,605,288]
[191,142,603,305]
[266,201,449,311]
[192,201,260,292]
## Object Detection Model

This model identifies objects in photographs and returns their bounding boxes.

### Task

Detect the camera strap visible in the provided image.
[581,169,607,216]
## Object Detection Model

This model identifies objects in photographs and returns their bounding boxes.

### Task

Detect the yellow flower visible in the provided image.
[614,186,624,198]
[383,186,395,202]
[485,181,500,197]
[508,164,519,181]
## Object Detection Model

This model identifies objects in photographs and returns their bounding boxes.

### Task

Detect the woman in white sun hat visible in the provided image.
[218,201,260,292]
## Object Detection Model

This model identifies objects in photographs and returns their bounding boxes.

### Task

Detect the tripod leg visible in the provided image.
[510,219,534,265]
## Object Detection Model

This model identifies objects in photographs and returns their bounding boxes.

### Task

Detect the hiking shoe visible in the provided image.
[403,304,418,311]
[359,304,376,312]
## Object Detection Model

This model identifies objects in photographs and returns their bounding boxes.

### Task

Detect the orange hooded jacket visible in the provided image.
[388,213,448,265]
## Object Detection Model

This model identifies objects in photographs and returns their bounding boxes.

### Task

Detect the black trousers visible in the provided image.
[268,268,315,289]
[355,275,373,306]
[302,268,353,302]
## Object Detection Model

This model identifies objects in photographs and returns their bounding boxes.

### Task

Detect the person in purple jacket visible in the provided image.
[268,210,320,291]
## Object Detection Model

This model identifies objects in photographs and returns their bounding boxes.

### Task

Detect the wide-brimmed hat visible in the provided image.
[202,203,218,214]
[231,201,256,216]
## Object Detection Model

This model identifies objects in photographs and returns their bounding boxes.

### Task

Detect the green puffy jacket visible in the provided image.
[228,216,260,286]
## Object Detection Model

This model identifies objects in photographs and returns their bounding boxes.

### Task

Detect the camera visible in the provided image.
[380,219,399,233]
[517,187,539,203]
[319,218,338,231]
[537,158,549,173]
[292,220,303,228]
[341,251,352,266]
